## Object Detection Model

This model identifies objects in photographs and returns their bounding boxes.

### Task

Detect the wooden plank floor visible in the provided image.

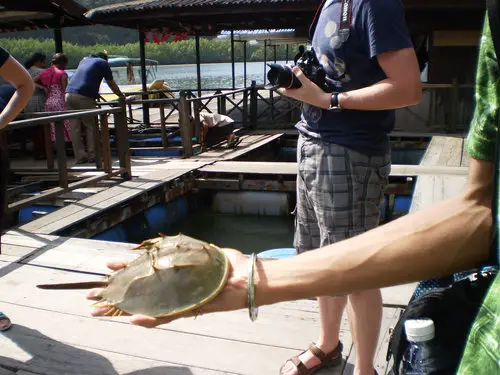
[410,136,469,214]
[0,135,473,375]
[0,230,402,375]
[199,161,468,177]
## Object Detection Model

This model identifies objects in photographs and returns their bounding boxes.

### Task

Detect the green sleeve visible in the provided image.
[467,16,500,161]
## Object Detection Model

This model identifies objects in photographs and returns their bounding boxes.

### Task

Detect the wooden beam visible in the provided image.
[7,171,124,213]
[198,161,469,177]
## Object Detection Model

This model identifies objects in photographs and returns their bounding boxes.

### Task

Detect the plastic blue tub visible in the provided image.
[258,248,297,259]
[394,196,412,214]
[144,198,189,236]
[18,205,58,224]
[132,149,184,157]
[92,225,128,242]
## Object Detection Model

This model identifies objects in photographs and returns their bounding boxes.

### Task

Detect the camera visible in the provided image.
[266,47,334,93]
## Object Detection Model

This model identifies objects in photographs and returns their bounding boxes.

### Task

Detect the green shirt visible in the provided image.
[460,15,500,374]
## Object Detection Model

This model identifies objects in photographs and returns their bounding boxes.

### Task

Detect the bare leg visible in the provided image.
[348,288,382,375]
[280,295,346,375]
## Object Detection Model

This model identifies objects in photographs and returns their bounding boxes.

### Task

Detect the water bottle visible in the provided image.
[399,318,435,374]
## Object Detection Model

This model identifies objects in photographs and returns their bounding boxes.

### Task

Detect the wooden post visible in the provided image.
[160,103,168,148]
[54,120,68,189]
[99,114,112,174]
[139,30,150,127]
[44,123,54,169]
[243,40,247,87]
[250,80,258,129]
[195,34,202,98]
[263,40,267,83]
[128,103,134,123]
[93,115,103,170]
[429,89,435,129]
[242,89,249,128]
[53,16,63,53]
[220,96,227,115]
[193,100,202,146]
[178,91,193,157]
[113,99,132,179]
[231,30,236,91]
[270,89,275,123]
[450,78,459,133]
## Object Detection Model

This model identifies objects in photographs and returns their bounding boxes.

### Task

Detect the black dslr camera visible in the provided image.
[267,47,334,93]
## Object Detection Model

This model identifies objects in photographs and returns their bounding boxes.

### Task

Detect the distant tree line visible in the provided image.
[0,37,301,69]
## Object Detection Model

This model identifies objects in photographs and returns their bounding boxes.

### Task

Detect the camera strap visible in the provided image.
[309,0,353,41]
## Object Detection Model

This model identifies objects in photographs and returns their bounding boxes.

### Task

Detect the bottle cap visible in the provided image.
[404,318,435,342]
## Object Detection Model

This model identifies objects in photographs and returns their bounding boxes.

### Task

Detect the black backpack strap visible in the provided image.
[487,0,500,266]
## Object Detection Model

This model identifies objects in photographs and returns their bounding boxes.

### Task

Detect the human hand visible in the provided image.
[278,66,330,109]
[87,248,250,328]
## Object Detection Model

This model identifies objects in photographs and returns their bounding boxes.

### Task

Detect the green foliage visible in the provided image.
[0,37,300,69]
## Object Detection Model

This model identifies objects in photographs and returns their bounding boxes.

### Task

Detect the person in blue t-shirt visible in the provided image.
[277,1,422,374]
[65,52,133,164]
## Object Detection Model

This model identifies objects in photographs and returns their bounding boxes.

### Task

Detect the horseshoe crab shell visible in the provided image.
[36,233,227,318]
[91,233,230,318]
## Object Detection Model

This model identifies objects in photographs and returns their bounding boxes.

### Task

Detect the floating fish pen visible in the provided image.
[12,133,430,259]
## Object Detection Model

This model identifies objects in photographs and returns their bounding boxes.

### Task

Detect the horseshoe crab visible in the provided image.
[37,233,230,318]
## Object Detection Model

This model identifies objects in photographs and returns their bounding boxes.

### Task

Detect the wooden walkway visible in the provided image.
[0,230,402,375]
[409,136,469,214]
[0,134,472,375]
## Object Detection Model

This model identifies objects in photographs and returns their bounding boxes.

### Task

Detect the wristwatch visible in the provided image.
[328,92,342,112]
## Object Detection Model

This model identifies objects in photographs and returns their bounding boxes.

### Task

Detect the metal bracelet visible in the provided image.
[247,252,259,322]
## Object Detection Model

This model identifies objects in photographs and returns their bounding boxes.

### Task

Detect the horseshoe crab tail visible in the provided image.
[37,281,109,290]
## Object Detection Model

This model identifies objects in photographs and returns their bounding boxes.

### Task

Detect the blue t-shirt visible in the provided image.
[66,56,114,99]
[296,0,413,156]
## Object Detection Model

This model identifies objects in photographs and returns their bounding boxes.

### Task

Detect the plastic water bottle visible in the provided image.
[399,318,435,374]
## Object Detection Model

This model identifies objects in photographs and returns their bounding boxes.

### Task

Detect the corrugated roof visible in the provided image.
[86,0,312,17]
[85,0,318,35]
[86,0,321,36]
[0,0,89,32]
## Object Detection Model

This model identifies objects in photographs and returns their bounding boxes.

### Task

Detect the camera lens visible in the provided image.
[267,64,302,89]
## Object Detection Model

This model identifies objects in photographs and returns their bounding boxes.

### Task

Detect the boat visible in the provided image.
[98,55,161,101]
[107,55,159,85]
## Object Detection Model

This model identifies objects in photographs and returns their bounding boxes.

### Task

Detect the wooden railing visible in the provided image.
[90,79,475,157]
[2,100,131,213]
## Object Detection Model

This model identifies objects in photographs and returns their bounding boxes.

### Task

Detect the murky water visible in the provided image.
[164,208,295,255]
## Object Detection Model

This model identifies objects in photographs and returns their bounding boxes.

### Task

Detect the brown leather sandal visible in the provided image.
[279,341,343,375]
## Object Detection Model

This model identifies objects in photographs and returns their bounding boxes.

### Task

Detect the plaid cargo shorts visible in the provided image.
[294,134,391,253]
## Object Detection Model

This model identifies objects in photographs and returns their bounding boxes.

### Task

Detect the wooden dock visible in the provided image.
[16,133,284,236]
[0,134,472,375]
[0,229,403,375]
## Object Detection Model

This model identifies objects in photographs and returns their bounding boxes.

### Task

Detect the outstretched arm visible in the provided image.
[106,80,135,104]
[0,54,34,129]
[256,158,493,305]
[88,158,493,327]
